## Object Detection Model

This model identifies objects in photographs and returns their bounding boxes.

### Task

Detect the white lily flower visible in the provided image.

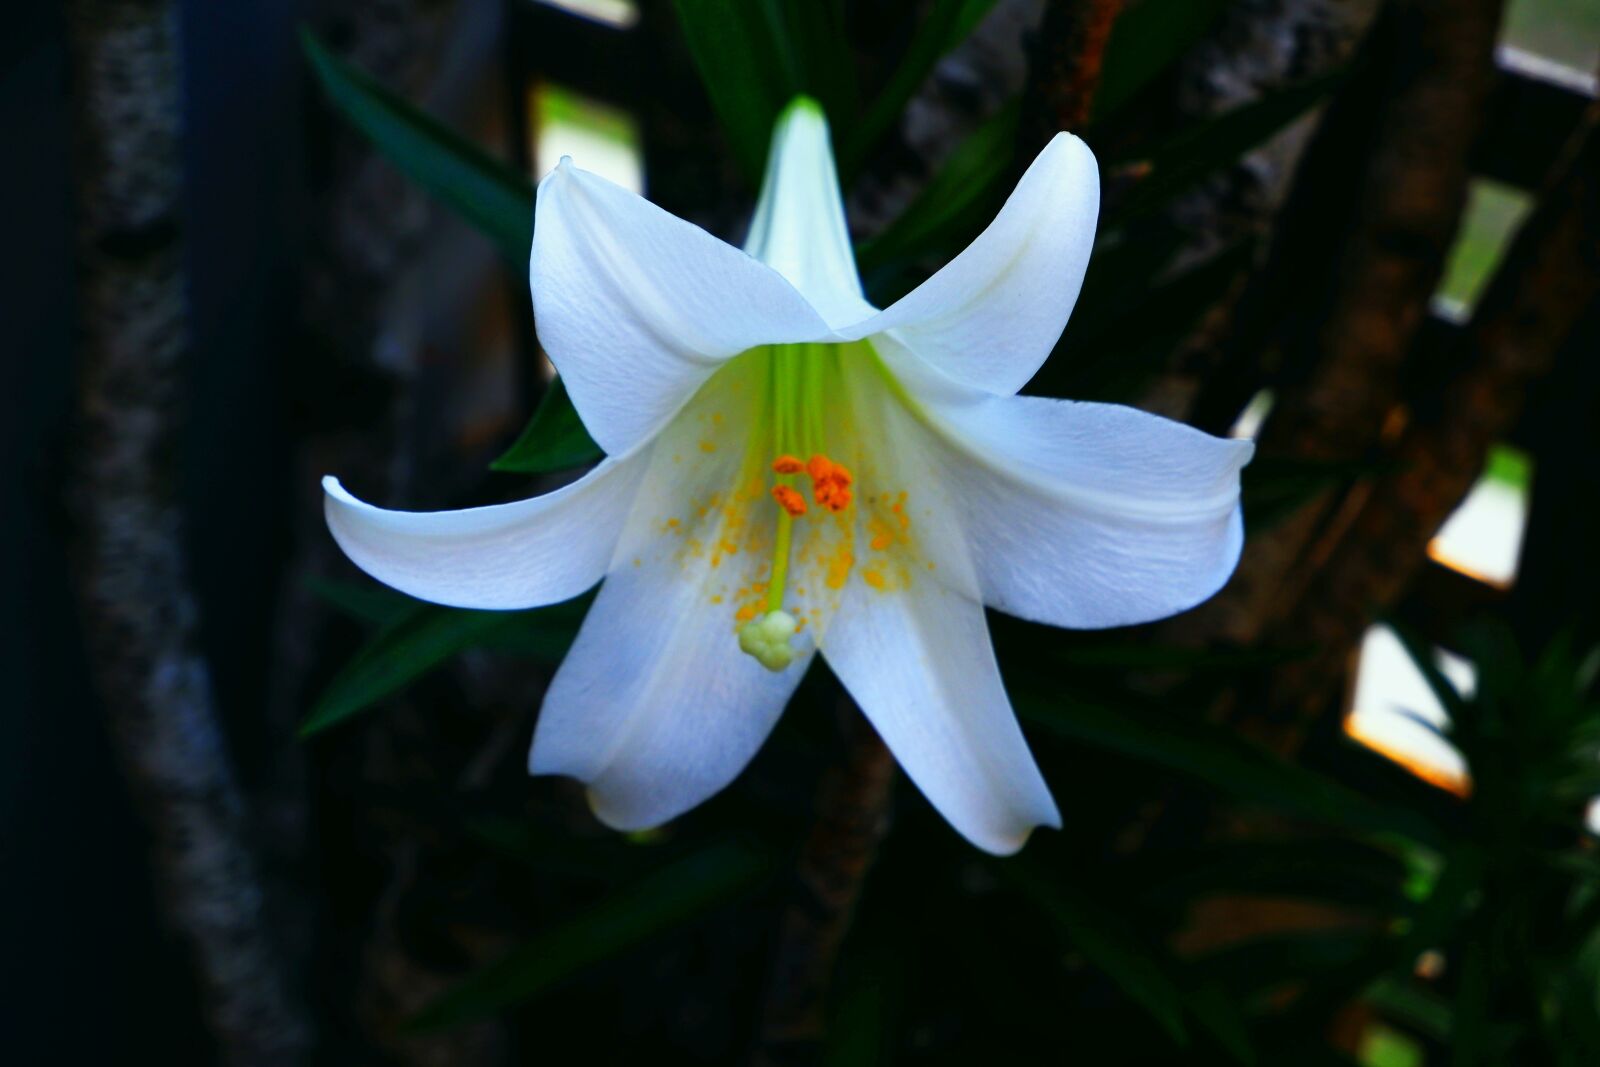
[323,98,1253,855]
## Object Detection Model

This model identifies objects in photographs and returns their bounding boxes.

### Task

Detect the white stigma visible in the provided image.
[738,610,798,672]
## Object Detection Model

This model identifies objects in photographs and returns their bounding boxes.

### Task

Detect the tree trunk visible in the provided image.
[65,2,312,1062]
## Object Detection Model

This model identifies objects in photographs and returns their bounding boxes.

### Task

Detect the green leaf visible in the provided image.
[1107,68,1348,228]
[300,28,533,262]
[1092,0,1230,122]
[1241,454,1390,533]
[1389,622,1471,722]
[1191,929,1370,997]
[490,376,602,474]
[299,597,583,737]
[1185,982,1256,1065]
[304,575,415,627]
[672,0,795,181]
[1015,690,1442,844]
[841,0,997,177]
[1136,838,1411,916]
[1006,858,1191,1046]
[409,842,774,1030]
[857,100,1021,289]
[465,815,632,881]
[478,596,589,660]
[1365,976,1453,1042]
[1038,238,1258,401]
[779,0,860,136]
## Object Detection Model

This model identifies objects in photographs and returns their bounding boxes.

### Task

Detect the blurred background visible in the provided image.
[6,0,1600,1064]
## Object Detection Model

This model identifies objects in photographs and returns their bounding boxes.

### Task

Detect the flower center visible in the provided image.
[737,344,857,672]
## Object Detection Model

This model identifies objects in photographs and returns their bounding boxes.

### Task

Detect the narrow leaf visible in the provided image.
[1092,0,1230,122]
[410,842,774,1030]
[1107,69,1348,228]
[672,0,794,181]
[300,596,584,737]
[490,376,602,474]
[1389,621,1471,722]
[841,0,997,177]
[305,575,415,627]
[857,100,1020,288]
[1007,860,1191,1046]
[300,29,533,261]
[1016,690,1442,844]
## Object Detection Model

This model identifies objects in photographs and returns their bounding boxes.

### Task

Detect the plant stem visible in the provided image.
[753,702,896,1067]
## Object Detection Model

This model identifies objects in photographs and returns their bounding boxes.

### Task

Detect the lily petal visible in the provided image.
[529,560,812,831]
[530,161,831,456]
[321,455,647,610]
[846,133,1099,396]
[821,578,1060,856]
[744,98,877,329]
[881,342,1253,629]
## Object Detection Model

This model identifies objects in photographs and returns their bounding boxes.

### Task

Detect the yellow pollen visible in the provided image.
[699,440,717,453]
[826,549,854,590]
[863,569,886,590]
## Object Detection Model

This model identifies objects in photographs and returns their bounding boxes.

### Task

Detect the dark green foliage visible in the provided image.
[300,595,586,737]
[1388,625,1600,1066]
[1105,68,1350,228]
[839,0,997,179]
[409,842,775,1031]
[856,102,1020,300]
[301,29,534,262]
[491,376,602,474]
[298,8,1599,1064]
[1092,0,1232,122]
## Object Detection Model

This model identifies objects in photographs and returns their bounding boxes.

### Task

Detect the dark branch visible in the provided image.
[753,704,896,1067]
[65,1,311,1062]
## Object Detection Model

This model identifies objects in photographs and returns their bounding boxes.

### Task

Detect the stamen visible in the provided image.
[772,455,805,475]
[805,453,853,512]
[772,485,808,516]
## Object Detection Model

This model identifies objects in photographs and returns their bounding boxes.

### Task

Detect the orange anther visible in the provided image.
[772,484,808,517]
[802,453,854,512]
[772,455,805,474]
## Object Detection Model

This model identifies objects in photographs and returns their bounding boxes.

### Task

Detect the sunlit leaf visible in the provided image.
[300,29,533,261]
[491,376,602,474]
[409,842,774,1030]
